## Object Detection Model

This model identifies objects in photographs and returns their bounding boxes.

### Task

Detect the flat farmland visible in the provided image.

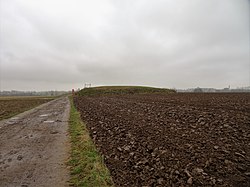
[74,93,250,187]
[0,96,54,120]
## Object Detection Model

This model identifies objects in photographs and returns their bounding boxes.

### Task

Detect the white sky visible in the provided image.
[0,0,249,91]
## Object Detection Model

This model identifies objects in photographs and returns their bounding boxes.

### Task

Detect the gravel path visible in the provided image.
[0,96,70,187]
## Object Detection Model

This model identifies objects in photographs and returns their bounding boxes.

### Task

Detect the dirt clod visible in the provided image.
[17,155,23,161]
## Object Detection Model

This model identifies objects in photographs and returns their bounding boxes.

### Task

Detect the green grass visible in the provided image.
[68,96,114,187]
[77,86,176,96]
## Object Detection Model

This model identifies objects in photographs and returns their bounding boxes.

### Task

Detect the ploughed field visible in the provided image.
[0,96,54,120]
[74,93,250,187]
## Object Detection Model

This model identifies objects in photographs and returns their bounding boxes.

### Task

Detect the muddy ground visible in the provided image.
[0,97,70,187]
[74,93,250,187]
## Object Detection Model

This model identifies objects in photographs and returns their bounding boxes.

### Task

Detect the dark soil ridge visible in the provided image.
[74,93,250,187]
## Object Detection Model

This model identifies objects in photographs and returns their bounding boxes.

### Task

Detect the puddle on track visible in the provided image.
[5,117,21,125]
[43,120,55,123]
[39,114,50,117]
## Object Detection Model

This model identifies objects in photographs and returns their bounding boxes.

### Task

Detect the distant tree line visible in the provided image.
[177,86,250,93]
[0,90,70,96]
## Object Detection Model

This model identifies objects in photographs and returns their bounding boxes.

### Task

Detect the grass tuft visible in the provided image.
[68,96,114,187]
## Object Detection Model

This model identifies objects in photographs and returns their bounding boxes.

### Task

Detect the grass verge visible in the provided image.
[68,96,114,187]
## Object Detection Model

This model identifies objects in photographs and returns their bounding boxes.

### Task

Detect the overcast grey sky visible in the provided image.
[0,0,249,91]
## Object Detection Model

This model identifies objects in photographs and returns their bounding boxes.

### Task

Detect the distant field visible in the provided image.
[0,96,54,120]
[77,86,176,96]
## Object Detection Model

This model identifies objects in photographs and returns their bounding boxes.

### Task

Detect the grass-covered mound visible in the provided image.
[76,86,176,96]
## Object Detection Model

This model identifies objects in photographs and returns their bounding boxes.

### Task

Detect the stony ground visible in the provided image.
[0,97,70,187]
[74,93,250,187]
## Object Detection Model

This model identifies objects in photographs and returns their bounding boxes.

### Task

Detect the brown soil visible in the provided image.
[0,97,70,187]
[0,97,54,120]
[74,93,250,187]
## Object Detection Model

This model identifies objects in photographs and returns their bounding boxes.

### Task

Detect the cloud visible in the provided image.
[0,0,249,90]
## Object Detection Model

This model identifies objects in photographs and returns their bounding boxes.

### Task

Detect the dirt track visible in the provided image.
[0,97,70,187]
[74,93,250,187]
